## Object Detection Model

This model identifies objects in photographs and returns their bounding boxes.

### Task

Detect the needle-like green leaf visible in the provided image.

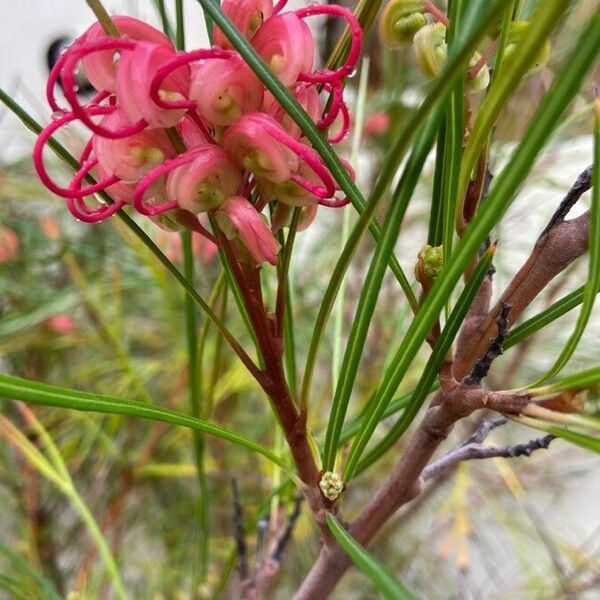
[341,19,600,479]
[326,514,416,600]
[0,374,287,470]
[348,244,496,477]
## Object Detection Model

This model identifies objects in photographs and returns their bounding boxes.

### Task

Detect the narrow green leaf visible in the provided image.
[326,514,416,600]
[0,374,287,470]
[457,0,572,223]
[151,0,175,39]
[341,21,600,479]
[322,109,442,470]
[539,366,600,394]
[442,0,465,266]
[348,245,496,477]
[547,427,600,454]
[505,286,585,349]
[300,0,507,415]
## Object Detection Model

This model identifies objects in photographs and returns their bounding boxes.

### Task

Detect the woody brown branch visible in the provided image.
[295,169,593,598]
[218,233,327,524]
[454,209,590,379]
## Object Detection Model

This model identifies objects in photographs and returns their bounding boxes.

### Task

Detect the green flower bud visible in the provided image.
[415,244,443,291]
[504,21,551,74]
[380,0,427,48]
[413,22,447,79]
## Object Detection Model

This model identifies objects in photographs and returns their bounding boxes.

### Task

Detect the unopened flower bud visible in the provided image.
[81,16,173,92]
[504,21,551,75]
[252,12,314,86]
[415,244,443,291]
[166,146,242,213]
[93,111,174,183]
[380,0,427,48]
[215,196,281,266]
[213,0,273,49]
[413,22,447,79]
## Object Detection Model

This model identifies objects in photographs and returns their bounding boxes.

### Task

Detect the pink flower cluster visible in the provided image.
[35,0,361,265]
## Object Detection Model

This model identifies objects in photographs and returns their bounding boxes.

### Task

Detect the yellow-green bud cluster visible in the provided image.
[319,471,344,501]
[415,244,443,286]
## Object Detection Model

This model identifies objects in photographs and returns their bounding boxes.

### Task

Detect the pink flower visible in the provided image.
[213,0,273,49]
[264,83,321,138]
[189,54,263,126]
[47,314,77,335]
[0,225,19,262]
[93,111,175,183]
[116,41,190,129]
[222,113,298,183]
[166,145,242,213]
[34,5,363,229]
[176,115,210,149]
[258,159,320,207]
[215,196,281,265]
[252,13,314,87]
[81,16,173,92]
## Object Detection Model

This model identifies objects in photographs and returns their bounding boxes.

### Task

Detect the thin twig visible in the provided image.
[540,165,593,237]
[422,433,556,481]
[271,495,303,563]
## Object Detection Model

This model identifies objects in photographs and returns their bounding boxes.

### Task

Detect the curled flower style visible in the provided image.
[295,5,362,84]
[67,157,126,223]
[33,105,119,198]
[117,41,190,129]
[253,12,315,86]
[33,2,364,243]
[93,110,175,183]
[215,195,281,265]
[213,0,274,49]
[80,16,173,92]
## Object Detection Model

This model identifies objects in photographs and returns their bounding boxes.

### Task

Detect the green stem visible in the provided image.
[175,0,185,50]
[85,0,120,35]
[181,231,210,584]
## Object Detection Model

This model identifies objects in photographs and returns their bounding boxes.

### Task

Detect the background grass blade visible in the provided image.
[326,514,416,600]
[0,543,61,600]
